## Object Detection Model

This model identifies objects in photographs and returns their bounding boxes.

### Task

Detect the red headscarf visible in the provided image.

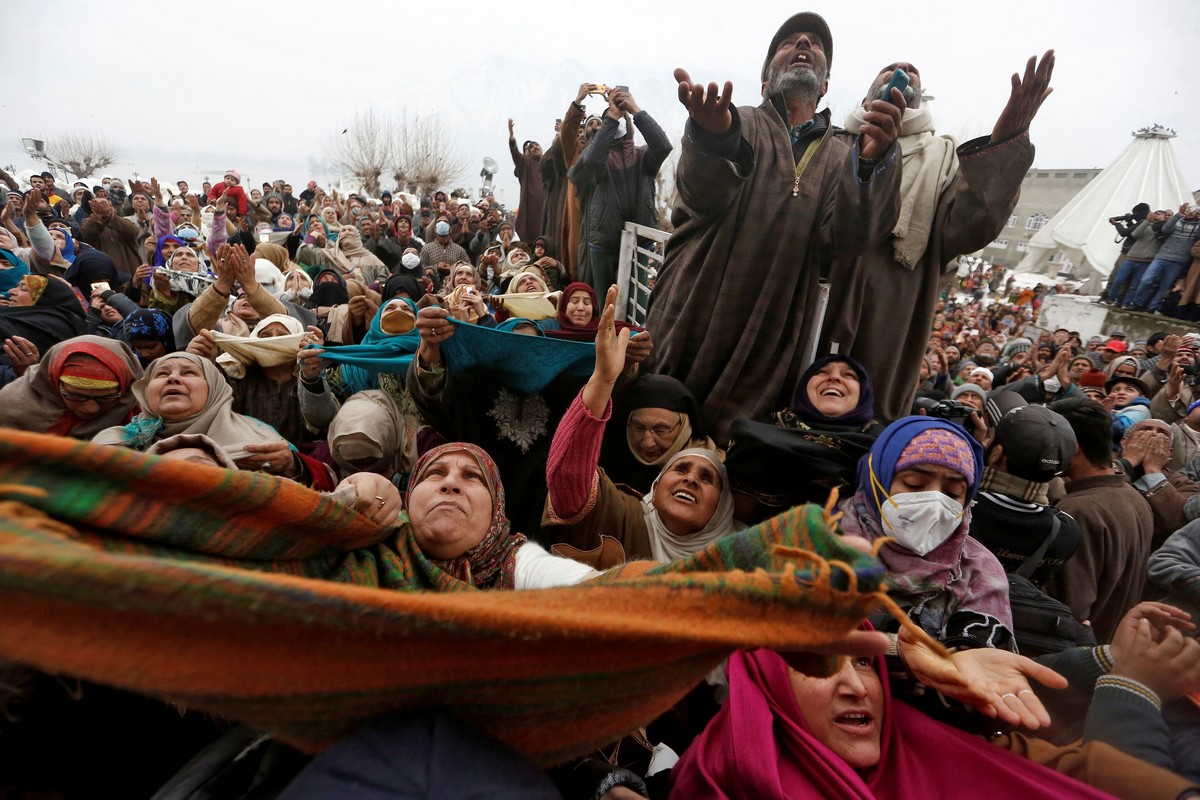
[671,646,1114,800]
[545,282,640,342]
[45,339,138,436]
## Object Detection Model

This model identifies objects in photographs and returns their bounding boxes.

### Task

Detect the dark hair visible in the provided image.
[1047,396,1110,468]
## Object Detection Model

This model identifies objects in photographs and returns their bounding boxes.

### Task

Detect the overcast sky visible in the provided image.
[4,0,1198,206]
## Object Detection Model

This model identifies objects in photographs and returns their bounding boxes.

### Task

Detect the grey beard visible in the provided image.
[765,63,827,104]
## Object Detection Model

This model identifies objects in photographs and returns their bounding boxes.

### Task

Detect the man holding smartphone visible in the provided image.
[820,53,1054,421]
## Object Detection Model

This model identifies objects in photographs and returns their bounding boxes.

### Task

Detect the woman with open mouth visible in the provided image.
[543,286,732,563]
[672,640,1123,799]
[723,354,884,523]
[91,351,328,487]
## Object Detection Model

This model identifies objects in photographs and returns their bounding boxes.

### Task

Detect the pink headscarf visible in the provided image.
[670,647,1114,800]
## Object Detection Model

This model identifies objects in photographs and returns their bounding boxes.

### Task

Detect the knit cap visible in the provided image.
[1001,338,1032,358]
[951,383,987,402]
[895,428,976,484]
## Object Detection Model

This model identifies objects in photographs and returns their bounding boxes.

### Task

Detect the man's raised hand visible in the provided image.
[992,50,1055,142]
[859,86,906,160]
[675,68,733,136]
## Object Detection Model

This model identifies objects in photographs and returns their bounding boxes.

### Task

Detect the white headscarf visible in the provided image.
[91,352,282,460]
[641,447,735,562]
[254,258,287,297]
[497,266,558,320]
[280,268,314,303]
[212,314,305,379]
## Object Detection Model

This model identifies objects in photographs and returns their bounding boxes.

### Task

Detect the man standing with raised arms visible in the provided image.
[822,53,1054,421]
[645,13,904,443]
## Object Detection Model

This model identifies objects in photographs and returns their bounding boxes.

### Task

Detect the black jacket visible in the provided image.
[568,111,672,253]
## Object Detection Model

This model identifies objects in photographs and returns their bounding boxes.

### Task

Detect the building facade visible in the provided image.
[973,168,1102,273]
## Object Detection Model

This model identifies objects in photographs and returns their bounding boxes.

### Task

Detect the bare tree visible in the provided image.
[393,111,469,198]
[45,132,120,180]
[330,108,470,199]
[326,109,396,197]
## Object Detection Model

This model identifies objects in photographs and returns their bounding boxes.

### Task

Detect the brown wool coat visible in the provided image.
[646,101,901,444]
[1044,474,1154,643]
[509,139,544,244]
[542,468,653,561]
[545,99,586,280]
[820,132,1034,422]
[78,215,143,274]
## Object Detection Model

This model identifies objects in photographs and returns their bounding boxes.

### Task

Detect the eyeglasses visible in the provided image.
[628,418,682,439]
[59,387,125,404]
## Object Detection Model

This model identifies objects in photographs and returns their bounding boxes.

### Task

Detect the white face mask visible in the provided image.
[1042,375,1062,394]
[878,491,964,556]
[401,252,421,270]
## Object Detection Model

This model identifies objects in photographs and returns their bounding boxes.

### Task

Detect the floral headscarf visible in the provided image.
[408,442,526,589]
[120,309,177,365]
[24,275,49,304]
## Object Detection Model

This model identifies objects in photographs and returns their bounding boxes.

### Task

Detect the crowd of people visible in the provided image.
[2,10,1200,799]
[1101,203,1200,319]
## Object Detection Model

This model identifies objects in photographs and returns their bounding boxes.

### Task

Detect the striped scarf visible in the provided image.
[0,430,935,765]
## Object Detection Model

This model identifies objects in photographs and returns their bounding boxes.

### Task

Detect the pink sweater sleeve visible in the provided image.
[546,390,612,521]
[207,211,228,255]
[153,205,170,241]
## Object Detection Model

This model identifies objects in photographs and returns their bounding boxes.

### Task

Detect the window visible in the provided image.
[1016,242,1028,252]
[1006,214,1017,228]
[988,239,1009,249]
[1026,213,1048,231]
[1054,172,1068,178]
[1036,172,1050,178]
[1073,172,1090,179]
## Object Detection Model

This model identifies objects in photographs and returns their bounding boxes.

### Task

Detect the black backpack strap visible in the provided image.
[1014,512,1061,580]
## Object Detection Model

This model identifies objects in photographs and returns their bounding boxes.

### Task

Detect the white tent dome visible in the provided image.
[1016,125,1192,282]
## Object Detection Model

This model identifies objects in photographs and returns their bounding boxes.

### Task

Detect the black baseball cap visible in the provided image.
[993,405,1077,482]
[984,388,1027,427]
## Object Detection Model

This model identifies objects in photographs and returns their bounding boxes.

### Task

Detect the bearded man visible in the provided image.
[645,12,903,443]
[819,55,1055,421]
